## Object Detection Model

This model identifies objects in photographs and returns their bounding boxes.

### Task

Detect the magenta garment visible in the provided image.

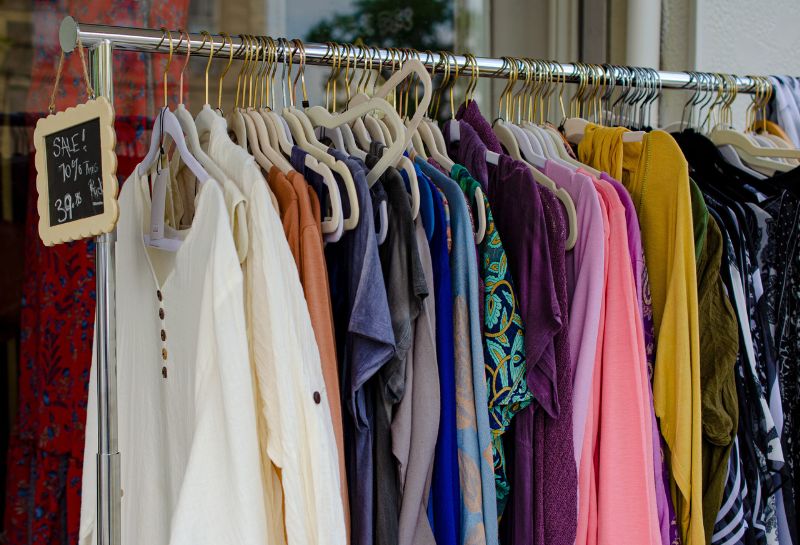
[533,186,578,545]
[541,161,605,468]
[596,171,679,545]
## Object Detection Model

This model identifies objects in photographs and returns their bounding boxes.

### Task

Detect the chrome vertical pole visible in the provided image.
[87,37,121,545]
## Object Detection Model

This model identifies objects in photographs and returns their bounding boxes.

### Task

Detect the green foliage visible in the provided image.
[306,0,453,51]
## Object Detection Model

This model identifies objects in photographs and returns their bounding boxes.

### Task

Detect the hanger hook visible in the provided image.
[235,34,251,111]
[160,27,174,108]
[201,31,214,106]
[177,29,191,105]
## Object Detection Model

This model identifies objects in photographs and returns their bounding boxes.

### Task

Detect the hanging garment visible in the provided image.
[323,149,395,545]
[426,172,462,545]
[394,216,440,545]
[767,76,800,148]
[533,184,577,545]
[204,119,346,545]
[540,162,604,477]
[452,163,531,517]
[707,198,783,545]
[747,200,797,545]
[366,145,427,545]
[482,154,568,545]
[757,188,800,538]
[418,157,498,545]
[80,174,268,545]
[581,176,663,545]
[579,126,705,545]
[266,164,350,535]
[601,171,680,545]
[691,190,740,545]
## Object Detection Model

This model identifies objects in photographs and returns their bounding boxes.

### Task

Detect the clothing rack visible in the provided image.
[56,15,775,545]
[60,19,768,93]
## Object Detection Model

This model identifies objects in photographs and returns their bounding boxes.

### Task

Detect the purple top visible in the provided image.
[443,120,489,189]
[487,156,563,545]
[457,100,504,154]
[486,154,562,418]
[532,186,577,545]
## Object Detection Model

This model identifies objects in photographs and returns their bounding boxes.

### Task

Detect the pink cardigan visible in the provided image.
[575,177,661,545]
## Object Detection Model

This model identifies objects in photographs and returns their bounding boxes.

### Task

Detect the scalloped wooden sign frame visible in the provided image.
[33,97,118,246]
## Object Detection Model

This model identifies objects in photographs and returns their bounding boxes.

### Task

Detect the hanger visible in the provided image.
[494,58,537,165]
[371,48,399,145]
[172,29,231,187]
[233,35,277,173]
[279,40,356,232]
[494,57,578,249]
[312,42,348,152]
[336,44,365,157]
[403,50,428,158]
[417,51,455,170]
[538,61,601,174]
[709,73,800,171]
[195,32,240,143]
[314,56,432,186]
[360,48,388,146]
[515,59,550,157]
[348,47,377,152]
[564,63,644,143]
[140,29,211,251]
[242,35,300,174]
[398,51,422,220]
[449,53,487,243]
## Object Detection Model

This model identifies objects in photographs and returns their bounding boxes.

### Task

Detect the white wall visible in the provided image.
[660,0,800,128]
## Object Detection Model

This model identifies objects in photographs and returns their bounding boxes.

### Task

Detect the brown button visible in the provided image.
[161,366,168,379]
[158,308,165,320]
[313,391,321,404]
[157,290,163,301]
[161,347,168,360]
[161,329,167,342]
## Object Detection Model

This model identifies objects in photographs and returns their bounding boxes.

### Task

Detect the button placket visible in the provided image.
[158,290,168,379]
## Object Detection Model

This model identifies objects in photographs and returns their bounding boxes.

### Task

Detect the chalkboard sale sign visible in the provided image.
[34,97,118,246]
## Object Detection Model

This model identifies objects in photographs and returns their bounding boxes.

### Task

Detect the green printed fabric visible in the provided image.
[452,164,531,516]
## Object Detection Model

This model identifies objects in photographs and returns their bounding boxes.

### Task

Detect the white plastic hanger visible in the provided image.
[322,57,432,185]
[281,39,358,231]
[140,30,210,251]
[172,30,227,184]
[710,126,800,172]
[444,54,491,242]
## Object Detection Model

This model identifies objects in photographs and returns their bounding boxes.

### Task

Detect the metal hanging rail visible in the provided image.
[59,18,766,94]
[55,14,777,545]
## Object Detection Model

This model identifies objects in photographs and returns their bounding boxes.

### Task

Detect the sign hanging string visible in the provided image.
[49,35,95,114]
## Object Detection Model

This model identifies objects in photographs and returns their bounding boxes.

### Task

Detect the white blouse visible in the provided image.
[80,171,268,545]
